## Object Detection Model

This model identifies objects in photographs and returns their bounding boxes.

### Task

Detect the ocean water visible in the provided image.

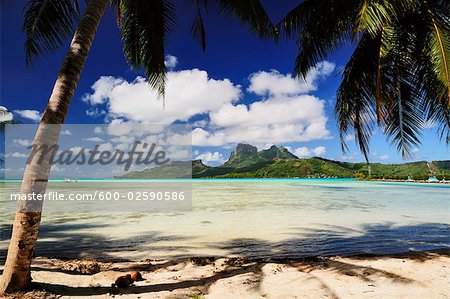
[0,179,449,261]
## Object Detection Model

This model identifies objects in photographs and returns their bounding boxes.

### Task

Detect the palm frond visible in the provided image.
[375,27,386,124]
[410,3,450,145]
[355,0,394,37]
[120,0,176,96]
[278,0,359,78]
[23,0,80,66]
[384,81,424,158]
[213,0,275,39]
[111,0,124,28]
[187,0,274,51]
[190,0,208,51]
[379,13,428,158]
[120,0,141,67]
[284,0,449,159]
[422,0,450,101]
[336,33,380,161]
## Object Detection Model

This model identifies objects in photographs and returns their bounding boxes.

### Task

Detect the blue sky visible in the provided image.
[1,0,449,166]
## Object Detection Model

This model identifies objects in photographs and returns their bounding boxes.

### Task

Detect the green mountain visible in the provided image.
[118,160,194,179]
[223,143,297,168]
[117,144,450,179]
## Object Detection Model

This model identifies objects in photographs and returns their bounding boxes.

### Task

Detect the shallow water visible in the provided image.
[0,179,449,261]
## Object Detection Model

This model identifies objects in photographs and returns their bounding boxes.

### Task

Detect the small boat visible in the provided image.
[406,176,414,182]
[427,176,439,182]
[64,178,78,183]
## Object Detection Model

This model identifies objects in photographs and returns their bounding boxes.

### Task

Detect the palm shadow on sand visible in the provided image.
[0,221,448,297]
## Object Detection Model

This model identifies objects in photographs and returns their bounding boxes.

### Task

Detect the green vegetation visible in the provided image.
[223,144,297,168]
[118,144,450,179]
[119,161,193,178]
[215,158,354,178]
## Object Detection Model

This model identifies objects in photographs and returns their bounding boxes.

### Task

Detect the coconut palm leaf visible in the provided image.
[336,33,379,160]
[120,0,176,96]
[354,0,395,37]
[278,0,359,78]
[23,0,80,66]
[380,16,427,158]
[191,0,208,51]
[213,0,274,38]
[118,0,273,95]
[282,0,450,159]
[423,0,450,100]
[187,0,275,52]
[120,0,141,67]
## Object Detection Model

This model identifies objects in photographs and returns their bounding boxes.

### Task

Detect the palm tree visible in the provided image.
[278,0,450,160]
[0,0,273,293]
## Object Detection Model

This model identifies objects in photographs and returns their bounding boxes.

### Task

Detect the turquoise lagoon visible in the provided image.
[0,179,448,261]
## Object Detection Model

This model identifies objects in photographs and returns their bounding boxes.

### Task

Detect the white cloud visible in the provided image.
[69,146,84,153]
[83,61,335,148]
[110,136,134,144]
[195,151,226,165]
[14,139,32,147]
[194,94,330,146]
[192,128,226,146]
[82,77,124,105]
[86,107,106,118]
[83,137,104,142]
[164,54,178,69]
[61,130,72,135]
[190,63,333,146]
[0,106,13,122]
[51,165,64,172]
[94,127,103,134]
[313,146,326,155]
[104,121,166,137]
[192,119,208,128]
[83,70,241,124]
[97,142,113,152]
[379,154,390,161]
[294,147,311,157]
[14,109,41,122]
[293,146,326,157]
[167,148,190,160]
[247,61,335,96]
[5,152,28,158]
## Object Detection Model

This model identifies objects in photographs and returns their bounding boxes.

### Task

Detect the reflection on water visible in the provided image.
[0,179,449,261]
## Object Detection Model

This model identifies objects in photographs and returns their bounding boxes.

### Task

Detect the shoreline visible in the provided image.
[365,178,450,184]
[2,177,449,184]
[2,249,449,298]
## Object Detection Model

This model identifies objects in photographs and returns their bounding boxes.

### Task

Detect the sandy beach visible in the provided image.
[2,249,448,299]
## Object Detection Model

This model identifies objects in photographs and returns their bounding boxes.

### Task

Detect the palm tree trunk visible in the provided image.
[0,0,107,293]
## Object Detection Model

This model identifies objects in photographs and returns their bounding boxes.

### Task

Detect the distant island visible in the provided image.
[117,143,450,180]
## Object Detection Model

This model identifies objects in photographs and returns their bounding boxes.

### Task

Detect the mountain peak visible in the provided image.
[235,143,258,154]
[226,144,258,165]
[260,144,297,160]
[224,143,297,167]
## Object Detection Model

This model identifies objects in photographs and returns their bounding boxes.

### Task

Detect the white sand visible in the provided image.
[3,250,449,298]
